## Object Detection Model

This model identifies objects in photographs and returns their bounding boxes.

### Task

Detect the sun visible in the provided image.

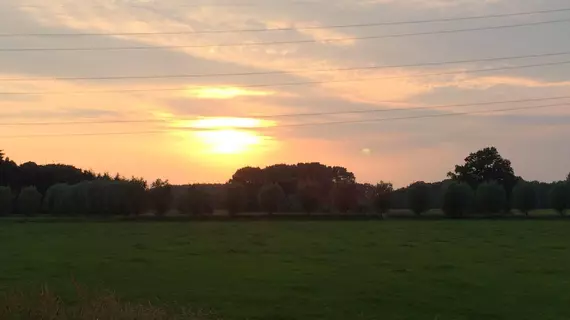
[195,129,263,155]
[171,117,275,156]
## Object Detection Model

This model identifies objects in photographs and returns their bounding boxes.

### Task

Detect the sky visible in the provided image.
[0,0,569,187]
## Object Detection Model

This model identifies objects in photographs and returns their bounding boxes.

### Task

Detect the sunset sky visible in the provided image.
[1,0,569,186]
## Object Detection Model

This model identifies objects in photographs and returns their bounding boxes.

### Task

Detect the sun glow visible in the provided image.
[173,117,276,156]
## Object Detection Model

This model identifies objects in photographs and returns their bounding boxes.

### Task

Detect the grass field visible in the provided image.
[2,220,570,319]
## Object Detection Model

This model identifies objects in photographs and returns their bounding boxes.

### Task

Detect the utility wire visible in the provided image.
[0,102,566,138]
[2,50,570,82]
[1,95,570,126]
[1,59,569,95]
[3,7,570,36]
[1,18,569,52]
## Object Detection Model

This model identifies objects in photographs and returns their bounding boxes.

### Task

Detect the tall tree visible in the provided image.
[373,181,393,216]
[448,147,517,206]
[408,182,431,216]
[550,184,568,216]
[258,183,286,215]
[511,182,537,216]
[442,183,474,218]
[475,182,507,214]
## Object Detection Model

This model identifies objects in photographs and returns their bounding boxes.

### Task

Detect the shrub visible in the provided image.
[297,181,321,214]
[0,186,13,215]
[550,183,568,215]
[408,181,431,216]
[475,181,507,214]
[511,182,537,216]
[442,183,474,218]
[258,183,286,215]
[331,182,358,213]
[373,181,393,215]
[17,186,42,216]
[226,183,247,216]
[179,185,213,215]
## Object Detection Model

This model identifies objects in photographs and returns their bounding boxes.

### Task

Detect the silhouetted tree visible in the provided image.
[550,183,568,216]
[258,183,286,215]
[475,182,507,214]
[297,180,321,214]
[179,185,213,215]
[408,181,431,216]
[226,183,247,216]
[0,186,13,215]
[442,183,474,218]
[566,172,570,182]
[373,181,393,215]
[149,179,172,216]
[331,182,358,213]
[17,186,42,216]
[511,182,537,216]
[448,147,517,202]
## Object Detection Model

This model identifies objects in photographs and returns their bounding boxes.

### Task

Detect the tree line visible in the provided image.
[0,148,569,217]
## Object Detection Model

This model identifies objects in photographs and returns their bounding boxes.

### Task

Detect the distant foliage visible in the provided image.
[226,183,247,216]
[0,186,13,215]
[179,185,213,215]
[149,179,172,216]
[17,186,42,216]
[475,182,507,214]
[549,184,568,215]
[331,182,358,213]
[297,181,321,214]
[373,181,393,215]
[442,183,474,218]
[511,182,537,216]
[408,182,431,216]
[258,183,286,215]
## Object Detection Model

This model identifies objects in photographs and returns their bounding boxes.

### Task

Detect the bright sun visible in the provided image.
[195,129,263,155]
[171,117,275,156]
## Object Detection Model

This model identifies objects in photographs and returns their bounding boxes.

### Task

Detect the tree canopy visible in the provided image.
[448,147,517,192]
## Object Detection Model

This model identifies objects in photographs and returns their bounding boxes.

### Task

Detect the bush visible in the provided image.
[475,182,507,214]
[297,181,321,214]
[258,183,286,215]
[17,186,42,216]
[408,182,431,216]
[511,182,537,216]
[442,183,474,218]
[373,181,392,215]
[331,182,358,213]
[0,186,13,215]
[179,185,213,215]
[550,183,568,215]
[226,183,247,216]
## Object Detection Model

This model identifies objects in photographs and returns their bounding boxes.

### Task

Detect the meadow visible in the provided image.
[2,219,570,319]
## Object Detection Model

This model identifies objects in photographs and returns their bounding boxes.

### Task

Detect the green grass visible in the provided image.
[2,220,570,319]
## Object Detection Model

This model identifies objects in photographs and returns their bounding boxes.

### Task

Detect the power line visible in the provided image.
[2,50,570,82]
[1,59,569,95]
[1,95,570,126]
[0,102,566,138]
[3,7,570,37]
[1,18,569,52]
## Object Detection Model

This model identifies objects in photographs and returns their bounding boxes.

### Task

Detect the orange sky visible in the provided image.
[1,0,570,186]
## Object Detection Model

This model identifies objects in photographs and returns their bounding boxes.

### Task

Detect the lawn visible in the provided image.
[1,220,570,319]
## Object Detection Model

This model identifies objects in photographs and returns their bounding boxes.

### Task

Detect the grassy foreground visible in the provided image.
[1,220,570,319]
